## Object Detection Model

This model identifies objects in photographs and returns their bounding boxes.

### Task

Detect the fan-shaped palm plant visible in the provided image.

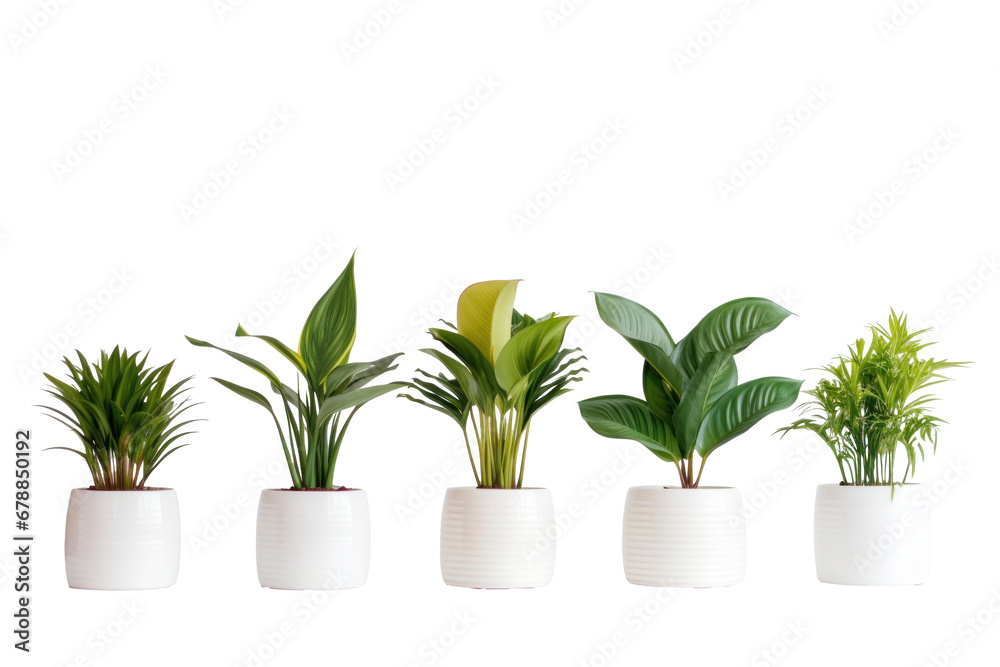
[778,310,966,486]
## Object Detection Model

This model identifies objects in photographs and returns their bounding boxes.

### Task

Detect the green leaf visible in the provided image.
[495,315,574,394]
[429,328,502,398]
[410,376,463,412]
[642,361,678,422]
[44,446,89,460]
[211,377,274,414]
[594,292,674,353]
[579,395,680,462]
[419,348,483,408]
[669,336,692,381]
[519,347,587,423]
[456,280,519,364]
[399,368,469,427]
[324,360,382,394]
[345,353,403,391]
[235,325,307,377]
[594,292,683,395]
[320,353,402,395]
[523,373,585,423]
[211,377,301,489]
[695,377,802,458]
[298,253,357,388]
[399,392,464,425]
[678,297,791,376]
[317,382,408,425]
[672,352,737,457]
[271,382,304,412]
[185,336,283,389]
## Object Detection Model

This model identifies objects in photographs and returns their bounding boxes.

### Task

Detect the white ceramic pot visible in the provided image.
[622,486,746,587]
[814,483,930,585]
[65,488,181,590]
[256,488,370,590]
[440,487,555,589]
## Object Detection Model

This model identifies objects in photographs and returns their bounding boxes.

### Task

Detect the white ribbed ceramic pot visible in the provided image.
[814,483,930,585]
[622,486,746,587]
[440,487,555,589]
[256,488,370,590]
[65,488,180,590]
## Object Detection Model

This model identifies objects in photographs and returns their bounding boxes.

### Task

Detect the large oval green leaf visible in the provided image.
[670,335,695,380]
[298,254,357,388]
[641,361,677,422]
[679,298,791,376]
[695,377,802,458]
[594,292,682,394]
[594,292,674,353]
[672,352,737,457]
[495,315,574,394]
[456,280,519,364]
[579,395,680,462]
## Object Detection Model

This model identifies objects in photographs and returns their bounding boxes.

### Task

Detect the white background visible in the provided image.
[2,0,998,665]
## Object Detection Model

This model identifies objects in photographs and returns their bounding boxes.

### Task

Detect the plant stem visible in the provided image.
[693,456,707,488]
[516,420,531,489]
[461,428,481,487]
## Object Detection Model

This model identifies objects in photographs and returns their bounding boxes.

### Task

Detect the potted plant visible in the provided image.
[400,279,586,588]
[41,347,199,590]
[186,254,404,590]
[578,293,801,587]
[778,311,966,585]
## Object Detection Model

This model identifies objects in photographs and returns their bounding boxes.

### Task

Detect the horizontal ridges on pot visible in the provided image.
[65,489,181,590]
[622,486,746,587]
[440,488,555,588]
[256,489,371,590]
[814,484,931,586]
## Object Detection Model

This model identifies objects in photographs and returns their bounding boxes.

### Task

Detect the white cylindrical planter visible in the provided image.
[65,488,181,590]
[622,486,746,587]
[256,488,370,590]
[440,487,555,589]
[814,483,930,585]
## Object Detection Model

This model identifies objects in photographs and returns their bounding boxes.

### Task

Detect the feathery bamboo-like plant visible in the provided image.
[777,311,966,486]
[41,347,199,490]
[400,280,587,489]
[186,254,405,489]
[578,294,801,488]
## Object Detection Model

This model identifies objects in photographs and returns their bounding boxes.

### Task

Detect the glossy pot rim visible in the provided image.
[260,487,366,493]
[445,486,550,492]
[817,482,925,487]
[630,485,738,492]
[70,487,175,493]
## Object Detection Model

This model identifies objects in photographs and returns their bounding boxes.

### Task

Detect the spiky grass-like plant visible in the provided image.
[778,311,967,486]
[401,280,587,489]
[41,347,199,490]
[187,254,405,489]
